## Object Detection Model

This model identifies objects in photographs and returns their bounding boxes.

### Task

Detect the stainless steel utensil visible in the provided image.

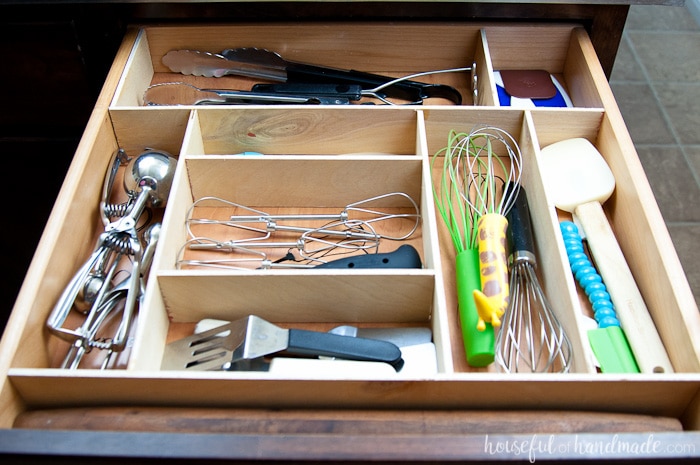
[495,184,572,373]
[162,48,464,105]
[61,222,161,369]
[143,81,352,106]
[162,315,404,372]
[328,325,432,348]
[46,149,176,368]
[178,192,421,269]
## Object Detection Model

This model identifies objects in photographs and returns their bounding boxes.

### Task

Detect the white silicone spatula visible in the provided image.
[539,138,673,374]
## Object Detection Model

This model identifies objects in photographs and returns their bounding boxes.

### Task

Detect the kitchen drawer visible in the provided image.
[1,21,699,441]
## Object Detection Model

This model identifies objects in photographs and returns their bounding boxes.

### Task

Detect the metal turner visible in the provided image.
[162,315,405,372]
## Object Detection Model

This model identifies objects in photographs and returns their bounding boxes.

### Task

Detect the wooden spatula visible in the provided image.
[539,138,673,374]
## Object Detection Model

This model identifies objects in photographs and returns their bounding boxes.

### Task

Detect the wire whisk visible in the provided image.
[431,125,522,367]
[438,126,522,329]
[495,184,572,373]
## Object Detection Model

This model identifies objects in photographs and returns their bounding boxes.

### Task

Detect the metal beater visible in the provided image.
[495,184,572,373]
[178,192,420,269]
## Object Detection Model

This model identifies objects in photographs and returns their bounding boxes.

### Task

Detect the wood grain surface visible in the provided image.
[14,407,682,434]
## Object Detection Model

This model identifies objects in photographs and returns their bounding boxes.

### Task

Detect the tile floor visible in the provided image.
[610,3,700,309]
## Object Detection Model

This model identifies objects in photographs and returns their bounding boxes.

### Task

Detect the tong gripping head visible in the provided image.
[162,50,230,78]
[162,49,288,81]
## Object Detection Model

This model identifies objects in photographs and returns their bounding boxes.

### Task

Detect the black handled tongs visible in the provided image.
[143,81,354,106]
[162,48,464,105]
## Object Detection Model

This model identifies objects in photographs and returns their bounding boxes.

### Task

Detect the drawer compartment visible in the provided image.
[157,154,434,324]
[109,22,608,112]
[2,22,699,436]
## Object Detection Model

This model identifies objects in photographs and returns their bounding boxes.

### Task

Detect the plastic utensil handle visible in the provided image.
[560,221,639,373]
[217,47,463,104]
[574,201,673,373]
[314,245,422,269]
[505,184,535,257]
[587,326,640,373]
[560,221,620,328]
[286,329,404,371]
[285,62,463,104]
[455,248,495,367]
[473,213,509,327]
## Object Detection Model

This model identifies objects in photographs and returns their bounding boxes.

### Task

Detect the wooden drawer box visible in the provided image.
[2,22,699,440]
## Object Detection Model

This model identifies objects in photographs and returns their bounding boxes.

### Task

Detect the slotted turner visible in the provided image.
[162,315,404,371]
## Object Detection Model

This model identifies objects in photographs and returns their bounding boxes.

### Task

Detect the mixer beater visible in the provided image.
[178,192,420,270]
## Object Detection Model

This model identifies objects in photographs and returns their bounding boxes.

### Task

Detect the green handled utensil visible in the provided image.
[430,129,498,367]
[560,221,638,373]
[454,247,495,366]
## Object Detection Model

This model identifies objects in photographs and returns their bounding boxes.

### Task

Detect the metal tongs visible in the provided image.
[162,48,465,105]
[143,81,355,106]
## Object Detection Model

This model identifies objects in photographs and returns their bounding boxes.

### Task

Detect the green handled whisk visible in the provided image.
[431,125,522,367]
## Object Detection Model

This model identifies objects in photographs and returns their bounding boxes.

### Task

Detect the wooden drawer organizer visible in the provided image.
[2,23,699,432]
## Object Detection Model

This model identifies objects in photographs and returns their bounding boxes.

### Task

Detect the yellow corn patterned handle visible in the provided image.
[473,213,509,331]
